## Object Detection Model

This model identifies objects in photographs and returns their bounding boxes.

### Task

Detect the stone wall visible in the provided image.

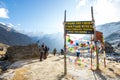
[6,44,40,61]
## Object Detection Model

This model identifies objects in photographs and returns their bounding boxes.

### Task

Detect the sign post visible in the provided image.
[63,7,101,75]
[90,34,93,70]
[102,37,106,67]
[91,6,99,70]
[64,10,67,75]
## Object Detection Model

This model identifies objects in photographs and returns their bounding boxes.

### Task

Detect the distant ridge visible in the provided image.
[0,23,33,46]
[97,21,120,53]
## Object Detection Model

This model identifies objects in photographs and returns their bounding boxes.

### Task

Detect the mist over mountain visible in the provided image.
[1,20,119,53]
[0,23,33,46]
[31,21,120,53]
[32,32,64,52]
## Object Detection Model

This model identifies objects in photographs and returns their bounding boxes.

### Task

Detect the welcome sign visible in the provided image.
[65,21,94,34]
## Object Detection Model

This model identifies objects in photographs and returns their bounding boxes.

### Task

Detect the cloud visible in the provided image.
[75,0,120,25]
[94,0,120,25]
[76,0,87,8]
[0,8,9,18]
[76,0,96,8]
[17,24,21,26]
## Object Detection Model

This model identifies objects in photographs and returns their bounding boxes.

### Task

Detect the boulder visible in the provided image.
[6,44,39,61]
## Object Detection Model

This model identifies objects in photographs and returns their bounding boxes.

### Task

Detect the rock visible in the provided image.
[5,44,39,61]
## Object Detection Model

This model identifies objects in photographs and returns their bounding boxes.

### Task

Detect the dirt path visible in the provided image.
[0,54,120,80]
[27,55,65,80]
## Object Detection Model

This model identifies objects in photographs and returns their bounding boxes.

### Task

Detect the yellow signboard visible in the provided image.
[65,21,94,34]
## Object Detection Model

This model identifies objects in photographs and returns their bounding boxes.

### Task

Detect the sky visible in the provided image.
[0,0,120,35]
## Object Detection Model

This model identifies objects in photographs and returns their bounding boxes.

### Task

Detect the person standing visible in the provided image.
[76,48,81,59]
[61,49,64,55]
[53,48,57,56]
[44,46,48,59]
[47,47,49,56]
[39,43,45,61]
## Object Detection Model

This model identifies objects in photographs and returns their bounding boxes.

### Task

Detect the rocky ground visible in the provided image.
[0,54,120,80]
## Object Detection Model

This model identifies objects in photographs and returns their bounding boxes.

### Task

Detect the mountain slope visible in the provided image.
[97,21,120,53]
[97,21,120,37]
[105,30,120,42]
[33,32,64,51]
[0,23,32,46]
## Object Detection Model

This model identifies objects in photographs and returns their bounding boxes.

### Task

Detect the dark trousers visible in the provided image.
[77,52,80,58]
[40,52,43,61]
[44,51,47,59]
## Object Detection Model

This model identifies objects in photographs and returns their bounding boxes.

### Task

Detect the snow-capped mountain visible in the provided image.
[96,21,120,38]
[96,21,120,54]
[0,22,33,46]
